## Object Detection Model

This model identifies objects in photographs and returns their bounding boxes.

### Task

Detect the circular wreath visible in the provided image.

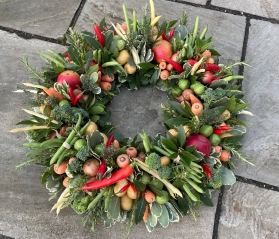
[12,1,252,234]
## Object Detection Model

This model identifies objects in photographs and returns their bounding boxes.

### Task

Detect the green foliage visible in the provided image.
[71,195,91,214]
[208,167,222,189]
[51,104,89,125]
[157,166,172,179]
[76,146,92,162]
[145,152,161,170]
[200,88,227,109]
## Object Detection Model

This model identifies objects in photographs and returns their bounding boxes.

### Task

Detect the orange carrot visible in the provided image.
[113,139,120,148]
[191,102,203,115]
[97,71,102,83]
[44,87,64,101]
[99,81,112,91]
[189,93,201,104]
[160,70,169,80]
[219,150,231,162]
[143,205,149,223]
[166,63,173,71]
[101,74,115,82]
[159,61,167,70]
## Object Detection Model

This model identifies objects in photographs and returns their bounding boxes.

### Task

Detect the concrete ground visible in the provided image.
[1,0,279,238]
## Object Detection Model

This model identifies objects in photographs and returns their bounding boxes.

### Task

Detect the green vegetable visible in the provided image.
[71,195,91,214]
[145,152,161,170]
[76,146,92,162]
[51,104,89,126]
[157,166,172,179]
[208,167,222,189]
[74,139,87,151]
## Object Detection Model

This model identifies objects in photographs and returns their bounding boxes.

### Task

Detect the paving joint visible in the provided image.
[66,0,87,32]
[212,186,224,239]
[236,175,279,192]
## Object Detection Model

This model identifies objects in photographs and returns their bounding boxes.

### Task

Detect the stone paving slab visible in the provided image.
[75,0,246,65]
[218,182,279,239]
[234,19,279,187]
[211,0,279,20]
[0,0,81,39]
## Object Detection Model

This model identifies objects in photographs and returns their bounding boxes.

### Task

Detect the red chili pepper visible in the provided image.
[81,163,135,190]
[93,25,105,47]
[161,31,167,40]
[213,128,223,134]
[116,183,131,194]
[73,94,83,106]
[219,126,230,130]
[188,59,198,66]
[205,63,221,71]
[130,184,137,194]
[213,126,230,134]
[63,51,70,57]
[168,29,175,41]
[106,133,114,148]
[68,88,75,104]
[201,164,212,178]
[208,74,216,83]
[157,55,183,74]
[97,158,107,178]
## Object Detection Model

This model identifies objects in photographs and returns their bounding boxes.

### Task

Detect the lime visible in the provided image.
[155,190,169,204]
[199,125,213,137]
[178,79,190,90]
[193,84,205,95]
[94,144,104,155]
[140,172,152,185]
[74,139,87,151]
[209,134,221,146]
[149,178,164,190]
[171,86,182,97]
[59,100,70,106]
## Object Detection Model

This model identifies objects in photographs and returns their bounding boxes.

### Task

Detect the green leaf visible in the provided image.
[145,218,154,232]
[103,30,114,49]
[165,117,190,128]
[88,130,104,151]
[165,202,179,222]
[37,50,65,68]
[85,50,93,71]
[231,103,250,114]
[169,100,193,119]
[230,125,246,136]
[68,46,83,66]
[209,79,228,89]
[227,96,236,112]
[200,191,214,207]
[107,195,121,220]
[148,185,164,197]
[134,197,147,224]
[83,33,103,49]
[177,196,189,215]
[161,137,178,153]
[211,97,229,108]
[158,204,170,228]
[180,150,196,166]
[220,166,236,185]
[133,179,146,192]
[41,171,50,184]
[147,211,157,227]
[177,125,186,148]
[150,201,163,217]
[16,120,39,125]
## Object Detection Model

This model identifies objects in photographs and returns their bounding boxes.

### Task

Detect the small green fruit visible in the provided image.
[178,79,190,90]
[209,134,221,146]
[171,86,182,97]
[149,178,164,190]
[155,191,169,204]
[199,125,213,137]
[74,139,87,151]
[193,84,205,95]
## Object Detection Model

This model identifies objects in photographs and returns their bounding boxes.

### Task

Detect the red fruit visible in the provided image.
[152,40,173,63]
[57,70,81,89]
[186,134,211,158]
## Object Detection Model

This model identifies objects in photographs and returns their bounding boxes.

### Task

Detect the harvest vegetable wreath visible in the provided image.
[12,1,253,234]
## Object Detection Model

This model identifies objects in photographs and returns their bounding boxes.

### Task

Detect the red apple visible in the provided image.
[152,39,173,63]
[57,70,81,89]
